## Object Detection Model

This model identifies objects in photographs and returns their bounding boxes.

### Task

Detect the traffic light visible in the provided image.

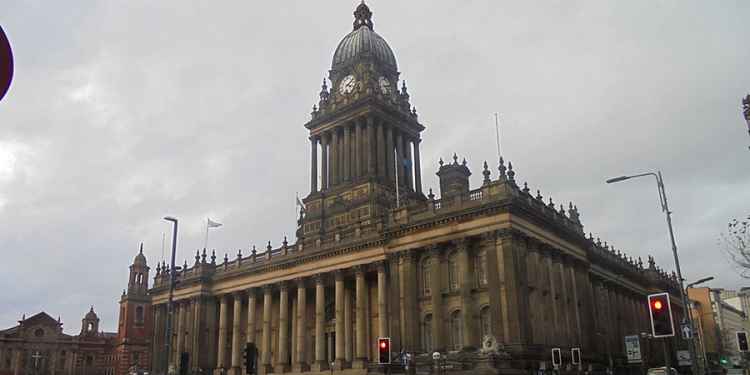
[551,348,562,368]
[647,292,674,338]
[571,347,581,365]
[737,331,749,352]
[179,352,189,375]
[378,337,391,364]
[244,343,257,374]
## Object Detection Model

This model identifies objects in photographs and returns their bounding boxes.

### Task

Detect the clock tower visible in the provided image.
[300,2,425,245]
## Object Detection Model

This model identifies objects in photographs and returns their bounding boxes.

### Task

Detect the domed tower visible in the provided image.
[301,2,425,244]
[114,244,152,375]
[80,306,100,336]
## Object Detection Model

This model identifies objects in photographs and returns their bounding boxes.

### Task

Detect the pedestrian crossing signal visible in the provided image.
[737,331,749,352]
[378,337,391,364]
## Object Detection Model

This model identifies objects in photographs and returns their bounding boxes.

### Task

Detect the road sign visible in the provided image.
[681,323,692,340]
[624,335,642,363]
[677,350,692,366]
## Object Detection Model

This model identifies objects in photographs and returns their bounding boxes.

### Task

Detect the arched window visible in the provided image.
[449,310,463,351]
[480,306,492,340]
[135,306,144,325]
[422,314,433,352]
[87,322,94,332]
[420,257,432,296]
[476,249,488,287]
[448,252,459,292]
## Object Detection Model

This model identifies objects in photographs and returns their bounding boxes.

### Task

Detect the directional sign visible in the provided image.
[677,350,692,366]
[681,323,692,340]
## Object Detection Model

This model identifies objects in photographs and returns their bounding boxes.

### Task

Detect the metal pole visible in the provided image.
[656,172,699,375]
[664,338,671,370]
[164,217,179,375]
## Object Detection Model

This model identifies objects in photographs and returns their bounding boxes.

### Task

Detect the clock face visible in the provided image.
[378,76,391,95]
[339,75,356,95]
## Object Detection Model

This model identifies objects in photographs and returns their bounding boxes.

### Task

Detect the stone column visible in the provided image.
[344,287,353,363]
[557,257,571,346]
[293,279,308,372]
[376,120,386,178]
[217,295,229,372]
[404,137,414,190]
[331,129,339,186]
[385,125,394,181]
[343,125,351,183]
[13,349,21,375]
[428,245,445,351]
[246,289,257,345]
[321,133,329,190]
[352,120,362,181]
[261,286,273,372]
[569,264,583,347]
[367,117,376,176]
[191,297,204,372]
[413,138,422,193]
[546,252,561,344]
[399,252,418,351]
[310,137,318,193]
[354,266,367,368]
[231,292,243,374]
[152,305,162,373]
[334,270,346,369]
[276,283,290,373]
[376,262,388,340]
[312,275,326,372]
[455,239,476,349]
[483,232,506,342]
[395,131,404,185]
[176,301,186,363]
[388,254,402,349]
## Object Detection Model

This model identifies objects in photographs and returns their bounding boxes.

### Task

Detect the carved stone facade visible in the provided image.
[0,310,116,375]
[146,3,686,375]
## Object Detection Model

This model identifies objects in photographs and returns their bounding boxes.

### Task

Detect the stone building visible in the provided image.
[0,309,116,375]
[147,3,685,375]
[690,287,750,369]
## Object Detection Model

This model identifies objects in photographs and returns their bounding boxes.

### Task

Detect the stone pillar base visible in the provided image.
[260,364,273,375]
[229,366,243,375]
[333,359,347,370]
[309,361,327,372]
[212,368,226,375]
[291,363,309,373]
[273,364,289,373]
[351,358,368,369]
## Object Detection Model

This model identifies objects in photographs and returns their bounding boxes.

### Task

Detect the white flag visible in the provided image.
[296,196,306,212]
[207,218,222,228]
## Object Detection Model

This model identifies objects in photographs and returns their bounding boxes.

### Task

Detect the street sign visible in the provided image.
[677,350,692,366]
[681,323,692,340]
[624,335,642,363]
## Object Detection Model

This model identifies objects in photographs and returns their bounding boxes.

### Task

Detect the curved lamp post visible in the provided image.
[163,216,178,375]
[606,171,698,375]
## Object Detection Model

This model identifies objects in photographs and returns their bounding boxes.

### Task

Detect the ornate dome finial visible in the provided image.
[353,1,374,31]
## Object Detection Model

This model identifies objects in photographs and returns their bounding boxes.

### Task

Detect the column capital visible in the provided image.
[450,237,470,252]
[314,273,326,285]
[218,294,231,303]
[334,269,345,282]
[427,243,442,257]
[245,287,258,297]
[233,290,245,299]
[375,260,386,273]
[279,281,289,292]
[295,277,308,288]
[263,284,274,294]
[353,265,365,276]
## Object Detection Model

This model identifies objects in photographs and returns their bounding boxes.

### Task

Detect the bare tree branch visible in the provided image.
[720,215,750,278]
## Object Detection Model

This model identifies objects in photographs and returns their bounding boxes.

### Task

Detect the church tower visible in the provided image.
[114,244,152,375]
[300,2,425,244]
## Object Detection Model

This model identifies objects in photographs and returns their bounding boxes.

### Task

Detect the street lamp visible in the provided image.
[163,216,179,375]
[686,277,714,289]
[606,171,699,375]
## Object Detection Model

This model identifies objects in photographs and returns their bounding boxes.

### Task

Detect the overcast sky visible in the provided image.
[1,1,748,333]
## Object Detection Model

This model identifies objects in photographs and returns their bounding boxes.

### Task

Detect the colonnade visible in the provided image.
[310,116,422,193]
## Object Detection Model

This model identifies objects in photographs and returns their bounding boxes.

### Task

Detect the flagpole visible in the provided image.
[494,112,502,160]
[203,218,209,250]
[394,149,400,208]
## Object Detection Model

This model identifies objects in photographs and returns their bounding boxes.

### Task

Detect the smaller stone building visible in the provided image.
[0,308,116,375]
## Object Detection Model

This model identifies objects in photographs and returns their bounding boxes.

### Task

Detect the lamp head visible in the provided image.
[606,176,631,184]
[164,216,177,223]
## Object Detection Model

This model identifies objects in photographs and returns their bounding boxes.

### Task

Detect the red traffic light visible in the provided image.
[378,337,391,364]
[653,300,663,310]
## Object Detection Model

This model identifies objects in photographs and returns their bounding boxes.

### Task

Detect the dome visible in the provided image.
[133,243,147,266]
[85,307,98,320]
[331,3,397,71]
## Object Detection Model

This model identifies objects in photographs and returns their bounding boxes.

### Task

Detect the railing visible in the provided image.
[469,189,483,201]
